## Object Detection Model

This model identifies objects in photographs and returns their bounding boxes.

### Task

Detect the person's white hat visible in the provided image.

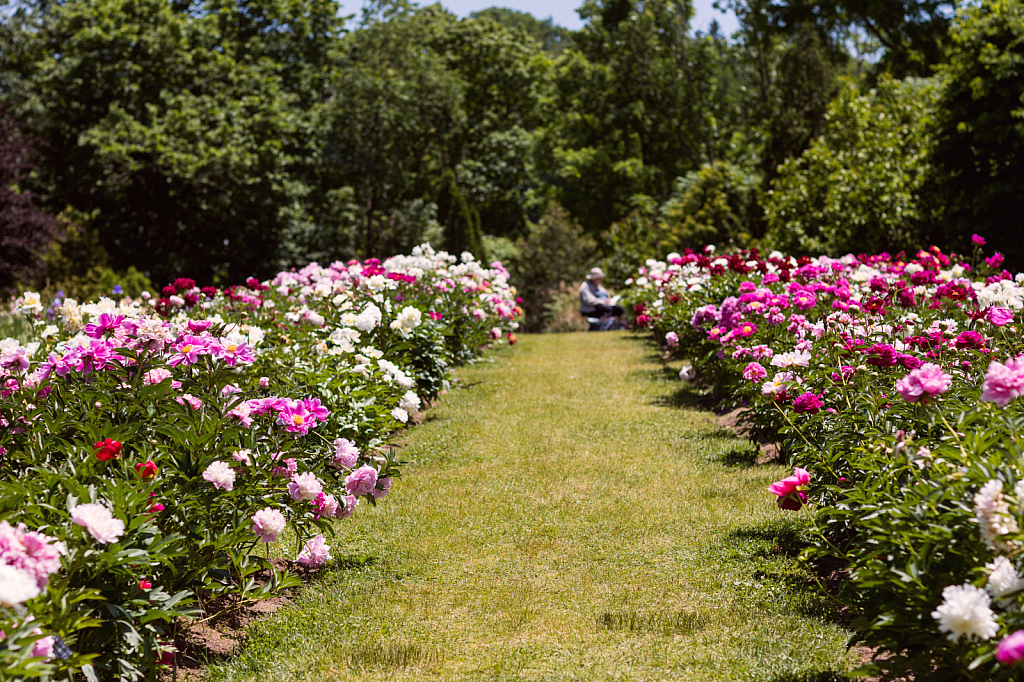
[586,267,606,280]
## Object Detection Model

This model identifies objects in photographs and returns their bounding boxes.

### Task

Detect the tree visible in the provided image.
[0,109,58,289]
[763,76,937,256]
[469,8,573,55]
[930,0,1024,268]
[535,0,740,237]
[1,0,334,284]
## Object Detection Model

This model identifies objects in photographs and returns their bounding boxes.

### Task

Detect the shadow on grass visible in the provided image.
[768,672,853,682]
[718,447,761,467]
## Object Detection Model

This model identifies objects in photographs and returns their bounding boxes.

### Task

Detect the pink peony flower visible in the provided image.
[332,438,360,468]
[202,461,236,491]
[295,534,331,568]
[336,495,358,519]
[768,467,811,511]
[981,357,1024,407]
[311,493,339,520]
[973,234,987,246]
[277,401,316,435]
[792,392,823,414]
[70,503,125,544]
[988,307,1014,326]
[175,394,203,410]
[665,331,679,347]
[259,376,270,388]
[0,521,63,589]
[345,465,378,497]
[251,508,286,543]
[288,472,323,501]
[370,477,393,500]
[742,362,767,382]
[895,363,952,403]
[997,630,1024,665]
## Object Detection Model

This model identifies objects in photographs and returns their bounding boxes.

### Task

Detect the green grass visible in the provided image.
[206,332,858,682]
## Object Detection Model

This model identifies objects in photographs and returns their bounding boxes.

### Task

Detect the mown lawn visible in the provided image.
[206,331,858,682]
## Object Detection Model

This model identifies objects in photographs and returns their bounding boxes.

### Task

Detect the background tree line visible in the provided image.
[2,0,1023,328]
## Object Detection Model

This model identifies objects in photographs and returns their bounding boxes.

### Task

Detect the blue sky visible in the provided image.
[341,0,739,33]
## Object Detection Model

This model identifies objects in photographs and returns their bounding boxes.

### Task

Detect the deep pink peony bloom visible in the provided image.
[277,401,313,434]
[743,362,767,382]
[981,357,1024,406]
[997,630,1024,666]
[988,307,1015,326]
[768,467,811,511]
[973,234,987,246]
[895,363,952,403]
[345,465,378,497]
[792,392,823,414]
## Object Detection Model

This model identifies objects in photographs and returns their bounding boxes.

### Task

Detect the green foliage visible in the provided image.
[931,0,1024,269]
[38,209,154,300]
[534,0,742,236]
[661,161,760,251]
[469,7,574,55]
[510,204,597,331]
[437,171,487,262]
[763,76,938,256]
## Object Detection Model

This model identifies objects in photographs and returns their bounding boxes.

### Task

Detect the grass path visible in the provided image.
[208,332,857,682]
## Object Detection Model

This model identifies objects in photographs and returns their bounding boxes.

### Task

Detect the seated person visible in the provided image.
[579,268,624,330]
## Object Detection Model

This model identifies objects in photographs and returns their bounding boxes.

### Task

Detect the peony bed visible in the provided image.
[0,245,520,680]
[624,238,1024,679]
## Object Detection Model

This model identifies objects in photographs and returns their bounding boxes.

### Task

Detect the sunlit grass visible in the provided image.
[206,332,859,682]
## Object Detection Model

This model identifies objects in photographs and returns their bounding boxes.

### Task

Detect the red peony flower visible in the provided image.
[94,439,122,461]
[135,460,159,480]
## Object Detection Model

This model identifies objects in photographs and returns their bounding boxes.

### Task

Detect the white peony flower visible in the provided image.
[354,303,382,331]
[975,480,1019,551]
[70,503,125,544]
[389,306,422,337]
[678,365,695,381]
[202,461,236,491]
[391,407,409,423]
[0,564,42,606]
[987,556,1024,602]
[932,583,999,642]
[399,391,421,414]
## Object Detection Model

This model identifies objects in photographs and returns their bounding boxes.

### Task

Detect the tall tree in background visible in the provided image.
[930,0,1024,266]
[535,0,740,236]
[1,0,341,284]
[0,109,58,289]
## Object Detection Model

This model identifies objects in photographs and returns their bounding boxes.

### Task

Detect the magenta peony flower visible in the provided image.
[251,508,286,543]
[997,630,1024,665]
[973,234,987,246]
[743,362,767,382]
[295,534,331,568]
[0,521,63,589]
[981,357,1024,406]
[768,467,811,511]
[792,392,823,414]
[895,363,952,403]
[345,465,378,497]
[988,307,1015,326]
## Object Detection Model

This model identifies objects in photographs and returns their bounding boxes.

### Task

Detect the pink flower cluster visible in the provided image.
[895,363,952,403]
[0,521,63,589]
[981,357,1024,407]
